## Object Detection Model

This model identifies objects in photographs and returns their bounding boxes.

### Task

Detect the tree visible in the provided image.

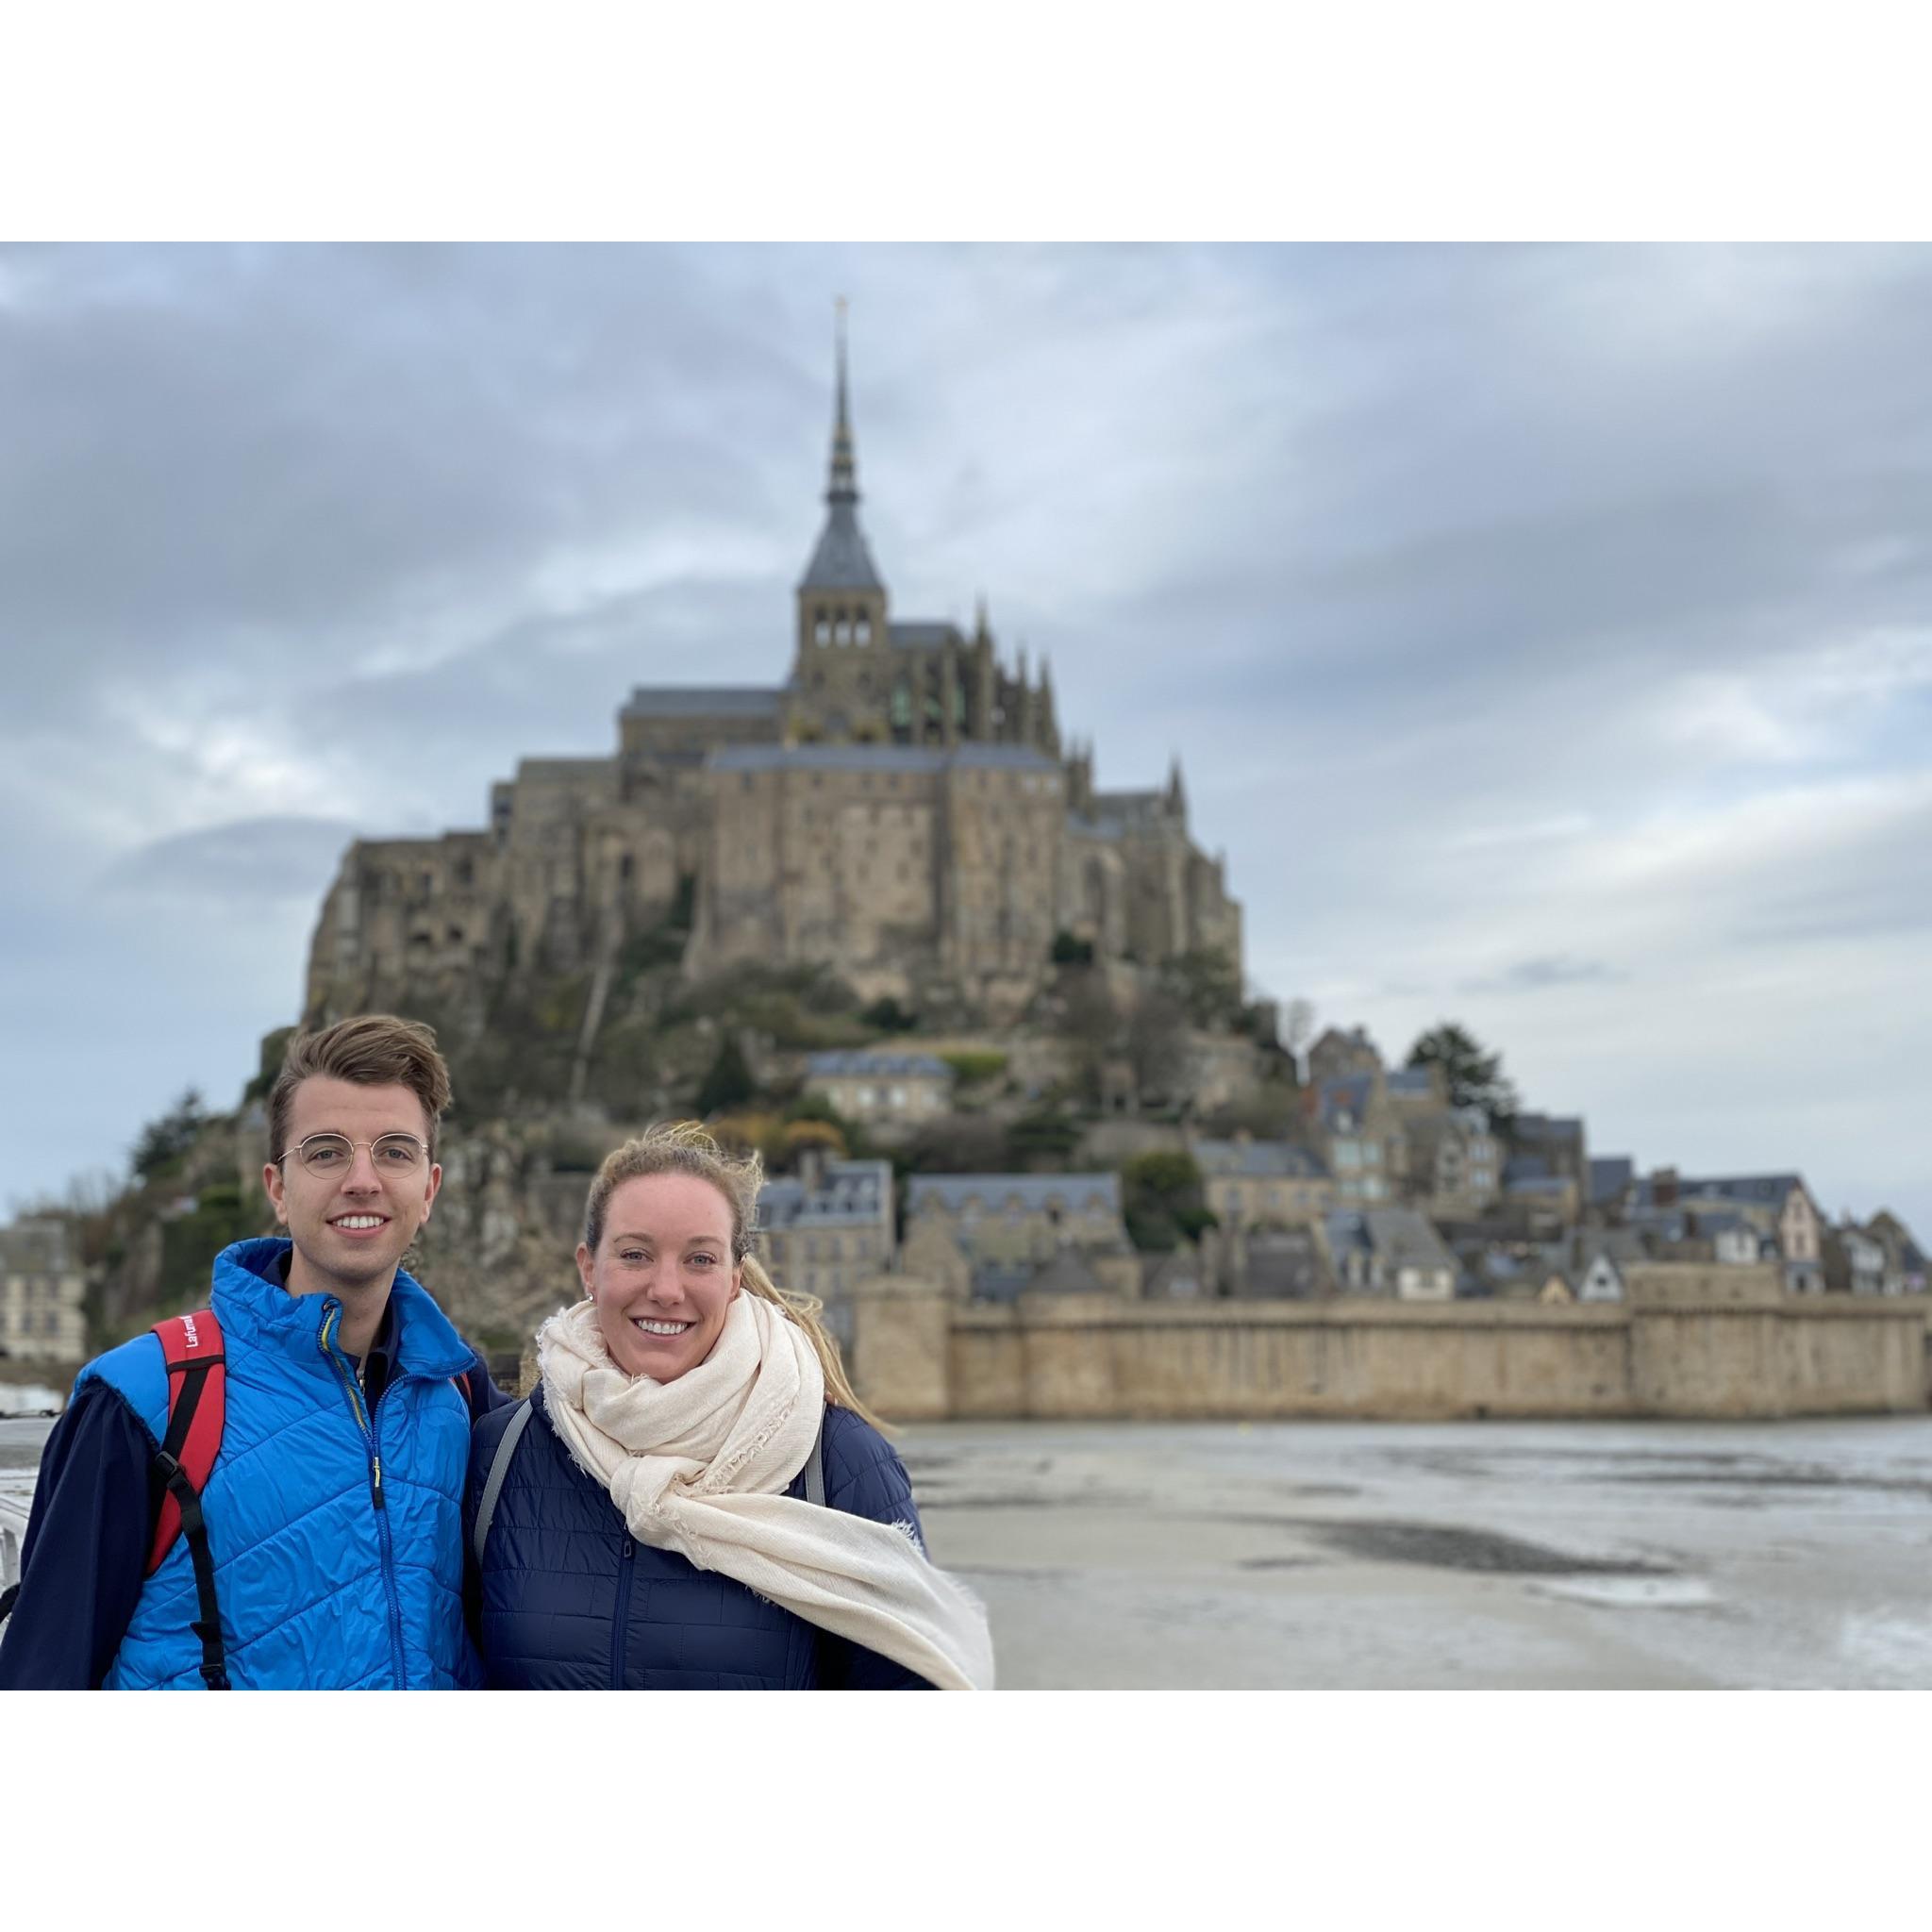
[1407,1023,1519,1123]
[1121,1149,1216,1253]
[1282,999,1316,1076]
[1158,948,1242,1030]
[694,1034,758,1117]
[132,1088,208,1183]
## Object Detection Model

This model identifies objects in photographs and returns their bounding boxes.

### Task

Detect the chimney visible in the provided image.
[1654,1166,1679,1209]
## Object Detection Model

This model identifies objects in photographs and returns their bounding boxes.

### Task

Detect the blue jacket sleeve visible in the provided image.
[816,1411,938,1691]
[0,1381,155,1690]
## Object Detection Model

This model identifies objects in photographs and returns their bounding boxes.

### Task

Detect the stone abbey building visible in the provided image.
[305,332,1242,1025]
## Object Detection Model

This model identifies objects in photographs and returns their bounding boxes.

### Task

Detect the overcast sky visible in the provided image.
[2,242,1927,1237]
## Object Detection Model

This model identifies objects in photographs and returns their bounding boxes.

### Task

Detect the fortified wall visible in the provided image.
[851,1268,1932,1423]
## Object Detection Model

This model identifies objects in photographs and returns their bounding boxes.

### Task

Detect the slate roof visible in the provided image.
[1628,1173,1810,1211]
[1589,1157,1634,1204]
[756,1159,892,1232]
[799,500,885,591]
[1512,1113,1585,1143]
[1193,1139,1330,1181]
[1315,1074,1375,1130]
[622,686,788,720]
[1386,1069,1438,1100]
[908,1174,1123,1216]
[889,621,968,651]
[708,742,1060,776]
[806,1049,953,1080]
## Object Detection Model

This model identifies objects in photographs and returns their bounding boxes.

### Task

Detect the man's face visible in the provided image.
[262,1075,442,1298]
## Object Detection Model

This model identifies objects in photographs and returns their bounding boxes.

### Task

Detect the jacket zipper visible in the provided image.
[319,1300,409,1688]
[611,1539,636,1690]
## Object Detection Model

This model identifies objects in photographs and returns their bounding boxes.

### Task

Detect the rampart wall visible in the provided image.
[850,1284,1931,1423]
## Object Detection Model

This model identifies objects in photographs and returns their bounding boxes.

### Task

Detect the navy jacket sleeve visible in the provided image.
[0,1381,155,1690]
[816,1410,939,1691]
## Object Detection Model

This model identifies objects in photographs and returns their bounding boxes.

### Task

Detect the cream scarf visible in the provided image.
[537,1292,994,1690]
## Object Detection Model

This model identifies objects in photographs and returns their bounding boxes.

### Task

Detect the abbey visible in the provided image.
[305,331,1242,1027]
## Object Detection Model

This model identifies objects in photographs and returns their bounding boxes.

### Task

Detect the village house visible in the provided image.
[754,1154,894,1347]
[901,1173,1135,1301]
[1629,1170,1825,1294]
[1319,1208,1458,1301]
[1191,1135,1335,1231]
[802,1047,954,1131]
[1402,1108,1503,1219]
[1307,1074,1401,1205]
[0,1218,88,1366]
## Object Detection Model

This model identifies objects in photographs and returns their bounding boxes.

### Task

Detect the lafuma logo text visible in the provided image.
[182,1313,201,1350]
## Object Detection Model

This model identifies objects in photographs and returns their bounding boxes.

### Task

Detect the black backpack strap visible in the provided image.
[0,1582,18,1624]
[471,1397,534,1568]
[804,1413,825,1507]
[154,1449,229,1690]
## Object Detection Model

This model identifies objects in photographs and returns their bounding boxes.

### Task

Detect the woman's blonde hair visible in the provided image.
[581,1121,890,1433]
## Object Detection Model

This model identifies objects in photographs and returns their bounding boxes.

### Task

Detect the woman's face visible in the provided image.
[578,1172,743,1382]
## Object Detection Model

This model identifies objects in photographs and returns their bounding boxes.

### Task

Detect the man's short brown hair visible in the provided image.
[267,1015,453,1165]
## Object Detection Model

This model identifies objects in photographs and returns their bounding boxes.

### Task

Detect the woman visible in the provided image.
[464,1123,993,1690]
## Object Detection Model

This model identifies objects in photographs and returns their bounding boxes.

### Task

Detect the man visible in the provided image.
[0,1014,507,1689]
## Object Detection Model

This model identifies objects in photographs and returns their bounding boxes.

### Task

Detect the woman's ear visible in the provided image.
[729,1263,743,1302]
[575,1241,595,1298]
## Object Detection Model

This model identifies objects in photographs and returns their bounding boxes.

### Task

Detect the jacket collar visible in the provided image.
[211,1237,474,1381]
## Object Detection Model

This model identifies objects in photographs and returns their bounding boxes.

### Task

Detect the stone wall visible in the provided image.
[850,1288,1931,1422]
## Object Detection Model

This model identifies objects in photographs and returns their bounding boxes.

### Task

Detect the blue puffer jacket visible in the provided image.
[83,1238,479,1690]
[467,1386,935,1690]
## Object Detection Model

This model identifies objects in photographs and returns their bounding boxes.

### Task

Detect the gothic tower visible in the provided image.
[791,303,891,743]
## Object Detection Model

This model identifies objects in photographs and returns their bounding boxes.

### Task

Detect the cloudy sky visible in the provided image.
[2,242,1927,1236]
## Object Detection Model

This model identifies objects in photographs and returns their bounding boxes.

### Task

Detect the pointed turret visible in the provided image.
[1167,753,1188,820]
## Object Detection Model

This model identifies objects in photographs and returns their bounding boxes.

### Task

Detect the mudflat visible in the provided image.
[903,1415,1932,1689]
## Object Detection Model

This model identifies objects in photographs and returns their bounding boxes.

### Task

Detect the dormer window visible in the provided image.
[855,618,871,644]
[814,618,830,645]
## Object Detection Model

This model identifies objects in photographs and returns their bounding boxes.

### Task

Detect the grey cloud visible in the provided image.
[1458,957,1628,995]
[97,815,361,905]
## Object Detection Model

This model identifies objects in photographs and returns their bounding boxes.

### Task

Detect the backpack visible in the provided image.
[470,1394,826,1568]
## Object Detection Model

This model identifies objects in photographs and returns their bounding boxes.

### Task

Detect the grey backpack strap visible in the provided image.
[804,1412,825,1507]
[472,1396,535,1567]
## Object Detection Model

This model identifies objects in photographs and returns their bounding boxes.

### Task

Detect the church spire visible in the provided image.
[826,296,858,507]
[798,297,884,594]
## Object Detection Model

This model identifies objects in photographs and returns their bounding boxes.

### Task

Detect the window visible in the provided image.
[855,618,872,644]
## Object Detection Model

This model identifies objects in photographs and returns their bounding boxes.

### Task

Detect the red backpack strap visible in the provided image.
[148,1308,231,1689]
[147,1310,226,1576]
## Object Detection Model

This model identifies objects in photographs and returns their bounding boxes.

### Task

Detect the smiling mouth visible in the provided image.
[632,1318,692,1337]
[331,1214,391,1233]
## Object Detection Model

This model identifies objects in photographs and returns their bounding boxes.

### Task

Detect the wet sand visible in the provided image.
[902,1415,1932,1689]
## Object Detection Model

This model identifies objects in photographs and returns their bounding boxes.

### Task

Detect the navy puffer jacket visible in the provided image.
[465,1386,936,1690]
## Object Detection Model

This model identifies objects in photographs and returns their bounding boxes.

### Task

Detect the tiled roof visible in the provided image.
[908,1174,1122,1216]
[807,1050,952,1079]
[1192,1139,1329,1180]
[889,621,968,651]
[756,1159,892,1232]
[622,686,788,719]
[708,743,1060,775]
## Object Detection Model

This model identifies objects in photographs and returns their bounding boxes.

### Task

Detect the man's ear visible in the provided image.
[420,1161,442,1225]
[262,1162,289,1224]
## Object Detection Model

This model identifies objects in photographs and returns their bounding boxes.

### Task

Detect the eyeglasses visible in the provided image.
[279,1132,429,1176]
